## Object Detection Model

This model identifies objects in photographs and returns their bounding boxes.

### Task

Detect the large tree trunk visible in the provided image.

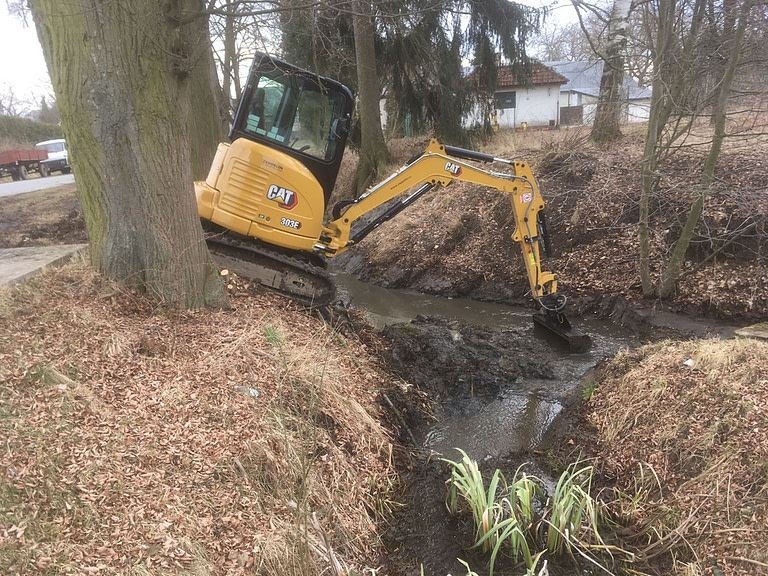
[189,10,229,180]
[352,0,389,195]
[590,0,632,143]
[30,0,227,309]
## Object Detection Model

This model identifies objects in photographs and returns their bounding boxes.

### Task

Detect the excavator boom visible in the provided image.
[317,139,591,353]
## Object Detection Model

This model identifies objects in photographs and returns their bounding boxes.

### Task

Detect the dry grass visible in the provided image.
[589,338,768,574]
[0,261,397,575]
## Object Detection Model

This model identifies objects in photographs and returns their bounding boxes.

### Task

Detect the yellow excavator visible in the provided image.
[195,52,591,353]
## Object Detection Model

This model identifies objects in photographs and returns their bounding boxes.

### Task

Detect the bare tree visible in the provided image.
[638,0,757,298]
[589,0,632,142]
[657,0,753,297]
[210,1,249,118]
[208,1,282,116]
[0,85,33,117]
[29,0,227,308]
[529,20,597,62]
[624,3,656,86]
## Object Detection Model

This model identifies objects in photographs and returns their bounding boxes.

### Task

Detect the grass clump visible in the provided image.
[444,450,614,575]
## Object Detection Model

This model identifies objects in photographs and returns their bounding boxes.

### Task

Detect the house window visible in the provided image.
[496,91,516,109]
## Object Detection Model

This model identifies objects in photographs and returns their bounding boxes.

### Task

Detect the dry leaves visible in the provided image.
[589,339,768,574]
[0,264,396,574]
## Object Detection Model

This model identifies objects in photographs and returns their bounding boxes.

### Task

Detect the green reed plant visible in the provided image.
[476,465,545,573]
[446,449,507,552]
[545,461,602,555]
[444,452,605,576]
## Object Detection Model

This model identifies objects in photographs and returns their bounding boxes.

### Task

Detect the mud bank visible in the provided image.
[368,313,600,576]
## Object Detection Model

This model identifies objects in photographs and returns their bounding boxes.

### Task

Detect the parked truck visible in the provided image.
[0,148,50,180]
[35,139,71,175]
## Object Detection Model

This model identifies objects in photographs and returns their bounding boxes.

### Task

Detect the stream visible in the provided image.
[330,266,637,461]
[330,267,642,575]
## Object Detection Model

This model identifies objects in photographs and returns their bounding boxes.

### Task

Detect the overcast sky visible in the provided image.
[0,1,576,111]
[0,9,51,106]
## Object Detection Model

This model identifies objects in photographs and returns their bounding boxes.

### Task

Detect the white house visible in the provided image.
[465,62,568,130]
[495,63,568,129]
[544,61,652,126]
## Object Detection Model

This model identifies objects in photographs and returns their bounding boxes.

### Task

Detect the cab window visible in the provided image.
[36,142,65,153]
[241,73,348,162]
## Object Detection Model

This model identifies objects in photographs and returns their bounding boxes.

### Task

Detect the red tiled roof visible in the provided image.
[497,62,568,87]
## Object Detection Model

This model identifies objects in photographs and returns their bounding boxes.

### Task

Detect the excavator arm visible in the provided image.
[318,139,591,353]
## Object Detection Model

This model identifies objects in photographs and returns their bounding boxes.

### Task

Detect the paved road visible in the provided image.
[0,173,76,198]
[0,244,88,286]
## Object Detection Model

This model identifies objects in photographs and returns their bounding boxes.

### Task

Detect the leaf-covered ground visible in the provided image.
[0,265,398,574]
[542,338,768,575]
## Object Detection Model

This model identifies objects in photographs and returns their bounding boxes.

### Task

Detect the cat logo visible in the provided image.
[445,161,462,176]
[267,184,298,210]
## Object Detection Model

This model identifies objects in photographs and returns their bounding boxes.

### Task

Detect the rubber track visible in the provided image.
[206,234,336,308]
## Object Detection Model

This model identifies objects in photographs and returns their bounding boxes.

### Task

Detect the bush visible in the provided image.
[0,114,62,149]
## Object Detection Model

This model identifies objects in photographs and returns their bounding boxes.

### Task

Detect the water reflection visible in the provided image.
[330,266,529,329]
[425,390,562,460]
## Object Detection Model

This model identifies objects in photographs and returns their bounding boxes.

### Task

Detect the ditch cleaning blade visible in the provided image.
[533,311,592,354]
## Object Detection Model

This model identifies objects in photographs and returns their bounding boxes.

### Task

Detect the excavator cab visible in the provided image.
[230,54,354,201]
[197,53,354,252]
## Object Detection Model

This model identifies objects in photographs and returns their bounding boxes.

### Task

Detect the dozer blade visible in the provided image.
[533,311,592,354]
[206,233,336,308]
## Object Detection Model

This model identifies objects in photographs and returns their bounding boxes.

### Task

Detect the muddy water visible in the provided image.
[330,267,637,461]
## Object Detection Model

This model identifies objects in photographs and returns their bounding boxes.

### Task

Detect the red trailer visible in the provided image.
[0,148,50,180]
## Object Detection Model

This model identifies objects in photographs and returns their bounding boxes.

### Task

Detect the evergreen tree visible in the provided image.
[381,0,541,143]
[280,0,357,88]
[37,96,61,124]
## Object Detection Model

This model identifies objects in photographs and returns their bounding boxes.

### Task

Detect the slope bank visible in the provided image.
[332,131,767,323]
[0,263,401,574]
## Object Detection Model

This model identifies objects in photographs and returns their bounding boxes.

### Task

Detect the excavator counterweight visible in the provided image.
[195,52,591,352]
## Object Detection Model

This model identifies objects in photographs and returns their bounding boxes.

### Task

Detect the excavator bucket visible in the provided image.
[533,311,592,354]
